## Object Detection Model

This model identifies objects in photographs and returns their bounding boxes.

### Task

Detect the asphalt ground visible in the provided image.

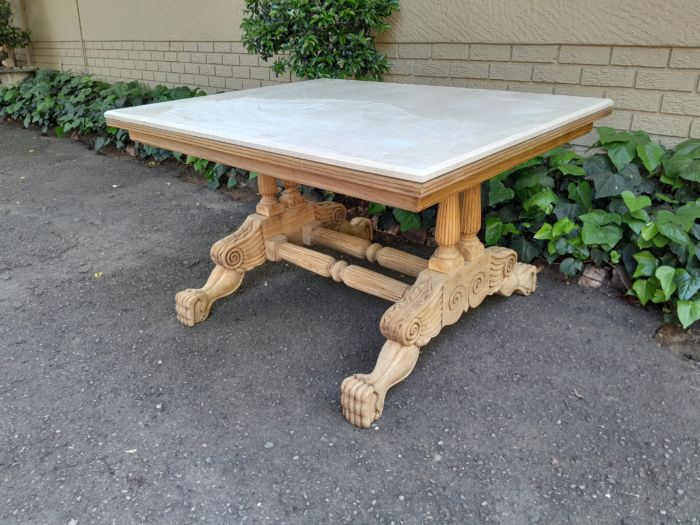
[1,123,699,524]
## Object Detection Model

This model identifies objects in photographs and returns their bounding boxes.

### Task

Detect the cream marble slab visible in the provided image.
[105,79,612,183]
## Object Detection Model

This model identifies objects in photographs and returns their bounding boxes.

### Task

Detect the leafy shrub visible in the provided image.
[0,68,201,139]
[0,69,243,189]
[481,129,700,328]
[241,0,399,80]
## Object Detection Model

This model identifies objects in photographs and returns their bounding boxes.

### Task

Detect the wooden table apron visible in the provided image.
[106,105,609,429]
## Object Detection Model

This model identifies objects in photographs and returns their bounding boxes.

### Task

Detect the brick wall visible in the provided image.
[32,41,85,72]
[380,43,700,147]
[29,40,700,147]
[31,40,290,91]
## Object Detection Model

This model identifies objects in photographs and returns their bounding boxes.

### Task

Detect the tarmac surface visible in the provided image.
[1,123,699,524]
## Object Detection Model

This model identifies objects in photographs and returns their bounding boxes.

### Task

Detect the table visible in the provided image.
[105,80,612,428]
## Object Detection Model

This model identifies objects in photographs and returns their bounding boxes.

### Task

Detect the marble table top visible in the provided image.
[105,79,612,183]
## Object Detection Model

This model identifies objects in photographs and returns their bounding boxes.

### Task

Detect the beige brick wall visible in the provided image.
[380,43,700,147]
[27,39,700,147]
[30,40,290,92]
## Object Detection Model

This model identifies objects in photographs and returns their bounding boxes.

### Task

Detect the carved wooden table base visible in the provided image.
[175,175,537,428]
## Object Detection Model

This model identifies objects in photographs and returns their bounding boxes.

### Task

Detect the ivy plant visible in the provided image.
[482,130,700,328]
[241,0,399,80]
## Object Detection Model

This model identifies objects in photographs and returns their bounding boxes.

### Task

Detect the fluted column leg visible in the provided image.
[458,185,485,261]
[429,193,465,273]
[256,174,285,217]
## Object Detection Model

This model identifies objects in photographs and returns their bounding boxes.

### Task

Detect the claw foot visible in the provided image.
[175,266,244,327]
[341,341,420,428]
[341,374,383,428]
[175,288,210,327]
[497,262,537,297]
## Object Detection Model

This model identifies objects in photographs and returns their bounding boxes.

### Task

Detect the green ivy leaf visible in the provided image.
[636,142,665,173]
[509,237,540,263]
[534,223,553,241]
[632,250,658,278]
[488,180,515,206]
[596,127,621,146]
[579,210,622,227]
[580,210,623,247]
[579,210,622,249]
[652,234,670,248]
[629,208,650,222]
[632,278,660,306]
[676,201,700,225]
[556,163,586,176]
[660,170,683,190]
[567,181,593,212]
[692,223,700,241]
[621,190,651,213]
[674,139,700,157]
[677,298,700,329]
[393,208,421,232]
[589,172,636,199]
[597,128,650,146]
[523,188,558,213]
[640,222,658,242]
[655,192,679,204]
[552,236,570,255]
[621,213,646,235]
[485,217,504,245]
[367,202,386,216]
[559,257,583,277]
[552,217,576,238]
[484,217,518,245]
[553,201,579,221]
[666,153,700,182]
[655,266,677,299]
[655,211,692,246]
[582,223,622,248]
[514,168,554,192]
[94,136,108,153]
[583,154,614,177]
[674,269,700,301]
[607,142,637,171]
[545,146,577,163]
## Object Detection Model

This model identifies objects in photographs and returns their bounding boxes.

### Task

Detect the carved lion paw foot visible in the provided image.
[341,374,383,428]
[497,262,537,297]
[175,289,210,327]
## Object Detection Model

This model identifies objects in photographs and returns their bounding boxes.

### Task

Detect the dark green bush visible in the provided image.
[1,69,698,327]
[0,68,202,144]
[478,129,700,328]
[241,0,399,80]
[0,69,240,188]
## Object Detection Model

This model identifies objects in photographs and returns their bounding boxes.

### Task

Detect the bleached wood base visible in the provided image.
[176,180,536,428]
[341,248,535,427]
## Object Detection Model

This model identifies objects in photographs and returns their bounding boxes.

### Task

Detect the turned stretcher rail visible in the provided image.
[302,222,429,277]
[265,235,409,302]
